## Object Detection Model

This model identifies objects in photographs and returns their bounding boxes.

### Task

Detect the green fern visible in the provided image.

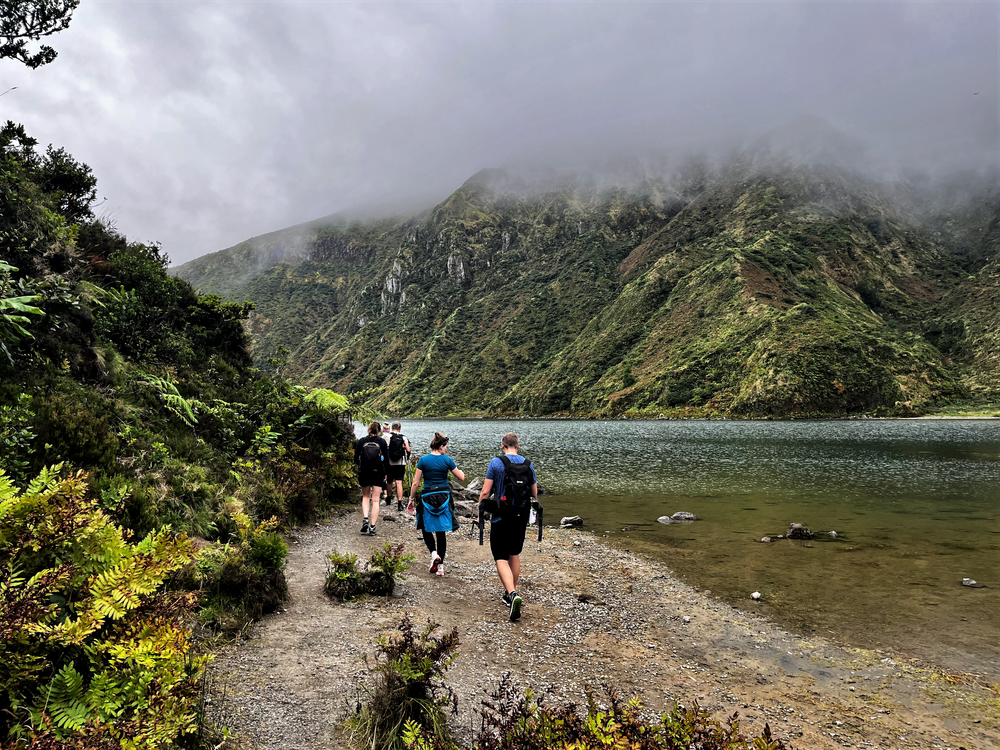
[36,664,88,731]
[304,388,350,414]
[135,372,198,426]
[0,467,206,748]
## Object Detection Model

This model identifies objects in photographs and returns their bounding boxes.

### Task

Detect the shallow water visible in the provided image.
[368,419,1000,678]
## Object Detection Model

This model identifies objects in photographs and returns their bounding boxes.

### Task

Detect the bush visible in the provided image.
[324,543,413,601]
[402,674,788,750]
[0,466,206,749]
[349,615,460,750]
[194,514,288,634]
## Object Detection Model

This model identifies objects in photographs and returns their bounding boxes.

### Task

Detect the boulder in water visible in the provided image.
[760,536,771,543]
[786,523,814,540]
[657,516,673,524]
[671,512,699,522]
[560,515,583,527]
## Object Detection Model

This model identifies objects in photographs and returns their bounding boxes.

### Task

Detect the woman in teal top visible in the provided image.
[408,432,465,577]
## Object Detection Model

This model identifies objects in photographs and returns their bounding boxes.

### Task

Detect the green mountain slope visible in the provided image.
[174,162,999,417]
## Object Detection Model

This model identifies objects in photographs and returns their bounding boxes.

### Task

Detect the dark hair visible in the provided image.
[501,432,519,449]
[430,432,449,450]
[367,422,381,437]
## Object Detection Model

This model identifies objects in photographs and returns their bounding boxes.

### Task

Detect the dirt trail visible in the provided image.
[208,508,1000,750]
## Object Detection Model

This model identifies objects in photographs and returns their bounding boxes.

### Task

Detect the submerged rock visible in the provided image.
[560,515,583,527]
[671,512,699,521]
[760,536,771,543]
[657,516,673,524]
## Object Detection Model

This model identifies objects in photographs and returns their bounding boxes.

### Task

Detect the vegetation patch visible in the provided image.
[324,543,414,601]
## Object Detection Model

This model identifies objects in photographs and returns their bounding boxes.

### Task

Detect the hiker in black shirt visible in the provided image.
[354,422,389,536]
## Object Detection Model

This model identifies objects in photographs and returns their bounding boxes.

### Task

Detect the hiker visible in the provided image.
[478,432,537,621]
[354,422,389,536]
[386,421,411,511]
[380,423,392,503]
[407,431,465,577]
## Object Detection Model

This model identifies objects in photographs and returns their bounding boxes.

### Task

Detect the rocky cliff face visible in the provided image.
[174,160,999,417]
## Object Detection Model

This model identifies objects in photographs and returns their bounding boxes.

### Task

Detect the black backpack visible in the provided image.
[499,455,534,521]
[359,440,384,472]
[388,433,406,461]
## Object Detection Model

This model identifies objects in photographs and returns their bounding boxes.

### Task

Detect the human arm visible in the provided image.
[478,478,494,505]
[409,468,423,500]
[447,456,465,482]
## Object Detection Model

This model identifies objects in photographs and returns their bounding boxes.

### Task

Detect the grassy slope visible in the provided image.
[174,167,998,417]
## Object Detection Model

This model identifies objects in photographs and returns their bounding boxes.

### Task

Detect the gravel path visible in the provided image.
[207,506,1000,750]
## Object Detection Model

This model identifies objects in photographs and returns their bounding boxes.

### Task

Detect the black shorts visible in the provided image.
[359,468,386,488]
[387,464,406,482]
[490,517,529,561]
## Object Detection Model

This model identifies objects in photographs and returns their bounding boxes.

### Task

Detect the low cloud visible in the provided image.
[0,1,995,264]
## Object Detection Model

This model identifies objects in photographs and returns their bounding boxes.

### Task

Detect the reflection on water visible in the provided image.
[365,419,1000,678]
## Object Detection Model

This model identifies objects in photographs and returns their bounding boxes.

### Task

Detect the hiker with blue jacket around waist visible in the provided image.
[408,432,465,577]
[354,422,389,536]
[478,432,537,622]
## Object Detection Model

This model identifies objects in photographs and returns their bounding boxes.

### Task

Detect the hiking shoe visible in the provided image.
[436,562,445,577]
[360,518,370,534]
[429,552,441,574]
[508,591,523,622]
[397,500,404,512]
[368,525,377,536]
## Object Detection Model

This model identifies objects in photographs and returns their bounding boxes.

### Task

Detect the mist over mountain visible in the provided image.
[174,122,999,416]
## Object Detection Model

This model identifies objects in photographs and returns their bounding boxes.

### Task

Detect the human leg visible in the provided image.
[361,486,372,533]
[370,483,382,526]
[422,530,437,554]
[494,559,516,593]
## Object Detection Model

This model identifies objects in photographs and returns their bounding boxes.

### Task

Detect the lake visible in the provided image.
[361,419,1000,679]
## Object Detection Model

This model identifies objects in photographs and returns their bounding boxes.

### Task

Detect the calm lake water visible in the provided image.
[363,419,1000,678]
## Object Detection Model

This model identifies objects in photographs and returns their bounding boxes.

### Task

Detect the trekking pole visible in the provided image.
[478,505,485,546]
[533,500,543,542]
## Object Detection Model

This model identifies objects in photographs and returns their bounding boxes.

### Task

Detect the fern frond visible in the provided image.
[304,388,350,415]
[136,372,198,426]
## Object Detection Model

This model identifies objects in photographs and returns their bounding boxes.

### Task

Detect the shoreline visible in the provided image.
[207,507,1000,750]
[368,414,1000,422]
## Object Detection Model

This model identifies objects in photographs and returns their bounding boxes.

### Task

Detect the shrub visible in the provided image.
[349,615,460,750]
[0,393,35,487]
[0,466,207,749]
[194,514,288,634]
[324,543,413,601]
[402,675,788,750]
[324,551,363,601]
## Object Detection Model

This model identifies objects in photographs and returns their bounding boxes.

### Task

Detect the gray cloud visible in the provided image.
[0,1,995,264]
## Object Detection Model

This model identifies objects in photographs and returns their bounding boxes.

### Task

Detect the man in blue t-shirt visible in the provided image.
[478,432,537,622]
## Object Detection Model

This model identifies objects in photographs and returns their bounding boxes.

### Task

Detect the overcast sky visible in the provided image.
[1,1,996,265]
